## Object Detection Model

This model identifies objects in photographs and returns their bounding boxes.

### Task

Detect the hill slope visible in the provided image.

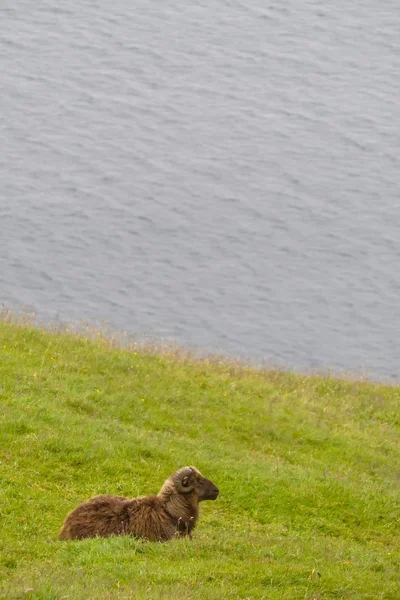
[0,322,399,599]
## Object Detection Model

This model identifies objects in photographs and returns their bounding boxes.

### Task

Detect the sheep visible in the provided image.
[59,466,219,542]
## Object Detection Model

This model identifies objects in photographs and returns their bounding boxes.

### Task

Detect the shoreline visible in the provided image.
[0,308,397,387]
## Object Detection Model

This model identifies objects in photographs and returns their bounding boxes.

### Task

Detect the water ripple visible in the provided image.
[1,0,400,381]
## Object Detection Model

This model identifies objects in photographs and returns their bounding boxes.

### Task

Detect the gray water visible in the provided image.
[1,1,400,381]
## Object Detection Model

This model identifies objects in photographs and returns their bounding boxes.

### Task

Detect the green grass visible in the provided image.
[0,321,399,599]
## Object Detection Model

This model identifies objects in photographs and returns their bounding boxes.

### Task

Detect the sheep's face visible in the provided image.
[176,466,219,501]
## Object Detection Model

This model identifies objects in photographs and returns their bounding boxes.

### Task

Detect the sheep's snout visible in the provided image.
[209,486,219,500]
[201,477,219,501]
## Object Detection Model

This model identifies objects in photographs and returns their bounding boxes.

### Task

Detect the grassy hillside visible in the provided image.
[0,321,399,599]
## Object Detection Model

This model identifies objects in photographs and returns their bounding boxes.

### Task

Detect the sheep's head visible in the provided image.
[172,466,219,501]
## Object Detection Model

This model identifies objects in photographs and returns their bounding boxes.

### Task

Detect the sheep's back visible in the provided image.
[59,494,131,540]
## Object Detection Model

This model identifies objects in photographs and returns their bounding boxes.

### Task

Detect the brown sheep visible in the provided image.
[59,466,219,542]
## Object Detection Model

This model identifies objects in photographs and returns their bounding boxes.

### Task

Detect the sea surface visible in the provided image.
[1,1,400,381]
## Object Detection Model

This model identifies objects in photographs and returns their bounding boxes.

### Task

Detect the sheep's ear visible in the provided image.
[178,467,194,491]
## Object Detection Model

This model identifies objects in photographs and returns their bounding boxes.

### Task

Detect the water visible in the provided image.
[1,1,400,381]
